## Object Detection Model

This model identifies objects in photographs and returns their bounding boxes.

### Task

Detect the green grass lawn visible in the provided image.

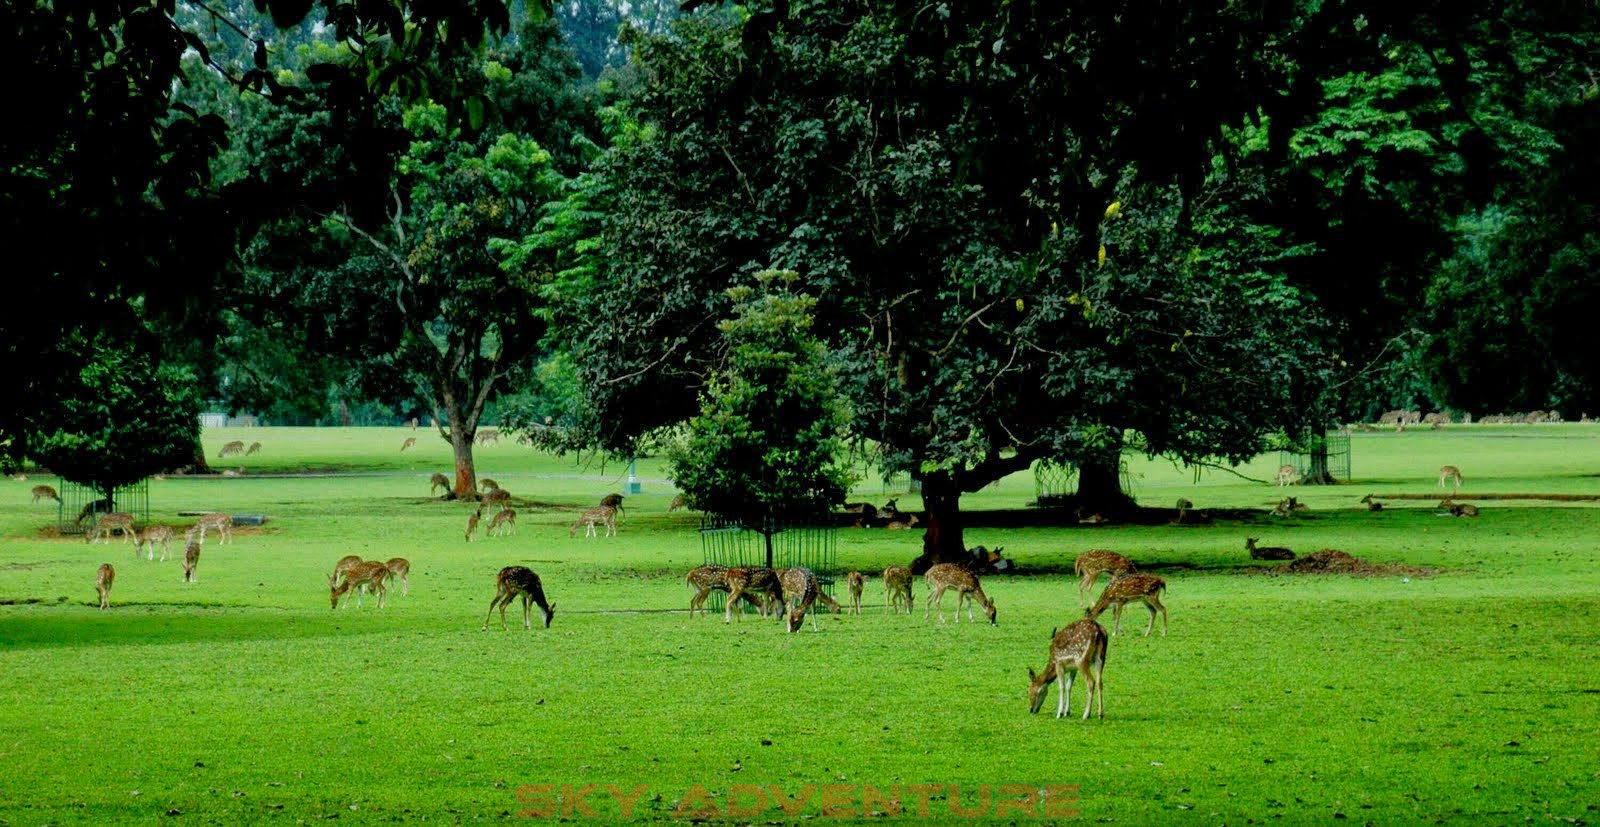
[2,426,1598,824]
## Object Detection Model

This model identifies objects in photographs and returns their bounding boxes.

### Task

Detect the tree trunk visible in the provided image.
[1075,451,1135,516]
[1300,442,1337,485]
[449,428,477,498]
[190,441,212,475]
[910,471,967,574]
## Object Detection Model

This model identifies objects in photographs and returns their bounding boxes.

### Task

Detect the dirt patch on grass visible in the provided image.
[1263,549,1438,577]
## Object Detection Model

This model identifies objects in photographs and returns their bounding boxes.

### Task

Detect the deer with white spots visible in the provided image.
[1072,549,1135,608]
[31,485,59,503]
[779,566,823,633]
[1088,574,1168,637]
[329,560,388,608]
[486,509,517,537]
[385,558,411,596]
[138,525,177,561]
[724,565,784,622]
[430,473,451,496]
[923,563,997,625]
[882,565,913,614]
[95,564,115,610]
[846,571,865,614]
[1027,618,1108,720]
[483,566,555,630]
[182,538,201,583]
[1438,465,1463,493]
[85,513,137,545]
[569,505,616,538]
[1275,464,1298,486]
[195,512,233,545]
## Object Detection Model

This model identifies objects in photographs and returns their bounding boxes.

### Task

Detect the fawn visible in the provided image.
[483,566,555,630]
[1028,618,1109,720]
[196,512,233,544]
[329,561,388,609]
[30,485,59,503]
[724,566,783,622]
[1088,574,1168,637]
[401,437,417,451]
[1246,537,1295,561]
[686,564,731,616]
[1073,549,1136,607]
[487,509,517,537]
[182,538,201,583]
[465,508,483,541]
[245,442,262,456]
[882,565,914,614]
[1275,464,1298,486]
[385,558,411,596]
[1438,465,1463,493]
[779,566,822,633]
[95,563,115,610]
[138,525,177,561]
[219,440,245,457]
[846,571,865,614]
[570,505,617,538]
[430,472,451,496]
[924,563,997,625]
[85,513,137,545]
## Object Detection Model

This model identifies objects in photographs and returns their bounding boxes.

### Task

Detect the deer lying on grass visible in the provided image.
[924,563,997,625]
[724,566,784,622]
[1073,549,1136,608]
[96,563,115,610]
[1246,537,1295,561]
[883,565,913,614]
[385,558,411,596]
[1275,464,1299,486]
[846,571,865,614]
[884,512,920,530]
[569,505,617,538]
[1440,499,1479,518]
[182,538,201,583]
[1360,494,1384,512]
[487,509,517,537]
[483,566,555,630]
[1438,465,1463,493]
[31,485,59,503]
[1028,617,1109,720]
[465,508,483,541]
[1088,574,1167,637]
[195,512,233,545]
[430,473,451,496]
[779,566,823,633]
[245,442,262,456]
[400,437,417,452]
[329,561,388,608]
[85,513,137,545]
[138,525,176,561]
[219,440,245,458]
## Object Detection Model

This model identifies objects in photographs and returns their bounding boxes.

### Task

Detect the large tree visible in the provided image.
[543,2,1325,566]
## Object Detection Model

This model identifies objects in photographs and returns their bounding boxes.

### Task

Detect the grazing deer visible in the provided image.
[1173,497,1194,523]
[482,488,512,511]
[245,442,262,456]
[384,558,411,596]
[779,566,823,633]
[219,440,245,457]
[330,555,364,587]
[476,430,499,446]
[479,478,500,492]
[95,563,115,610]
[923,563,997,625]
[1088,574,1168,637]
[1028,618,1109,720]
[430,472,451,496]
[668,493,687,512]
[1438,465,1463,493]
[1246,536,1295,561]
[329,561,388,609]
[401,437,417,451]
[465,508,483,541]
[686,564,731,616]
[569,505,617,538]
[1073,549,1136,607]
[76,498,112,524]
[487,508,517,537]
[883,565,914,614]
[483,566,555,630]
[724,566,784,622]
[138,525,176,561]
[30,484,59,503]
[196,512,233,545]
[1275,464,1298,486]
[182,538,201,583]
[85,513,137,545]
[846,571,865,614]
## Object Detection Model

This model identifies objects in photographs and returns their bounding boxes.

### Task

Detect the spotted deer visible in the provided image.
[1438,465,1463,493]
[1246,537,1296,561]
[138,525,177,561]
[182,538,201,583]
[779,566,822,633]
[1275,464,1298,486]
[724,566,784,623]
[329,560,388,609]
[85,513,137,545]
[465,508,483,541]
[401,437,417,452]
[1441,499,1479,518]
[599,493,626,517]
[569,505,616,538]
[1088,574,1168,637]
[482,566,555,630]
[924,563,997,625]
[245,442,262,456]
[384,558,411,596]
[1073,549,1136,608]
[479,478,500,492]
[476,429,499,446]
[487,509,517,537]
[846,571,865,614]
[330,555,364,586]
[219,440,246,458]
[430,473,451,496]
[686,564,731,616]
[884,512,920,530]
[1028,618,1109,720]
[95,563,115,610]
[196,512,233,545]
[30,485,59,503]
[883,565,914,614]
[482,488,512,511]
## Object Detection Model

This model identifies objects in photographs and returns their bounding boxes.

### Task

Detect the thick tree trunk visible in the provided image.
[1075,451,1136,516]
[448,425,477,498]
[1299,442,1337,485]
[190,442,212,475]
[910,471,968,574]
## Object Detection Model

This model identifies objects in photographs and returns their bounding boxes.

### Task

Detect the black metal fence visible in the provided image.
[1278,430,1352,483]
[698,515,837,612]
[56,478,150,535]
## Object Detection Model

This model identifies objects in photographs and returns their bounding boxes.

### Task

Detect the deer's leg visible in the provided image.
[482,593,501,631]
[521,594,533,629]
[1058,671,1072,719]
[1093,655,1106,719]
[1112,603,1123,636]
[1155,595,1167,637]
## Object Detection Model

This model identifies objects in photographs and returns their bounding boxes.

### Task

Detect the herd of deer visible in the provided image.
[81,510,236,609]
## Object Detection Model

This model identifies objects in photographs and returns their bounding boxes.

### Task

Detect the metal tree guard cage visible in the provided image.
[881,471,920,495]
[1277,430,1352,483]
[1031,460,1078,507]
[698,514,837,612]
[56,478,151,535]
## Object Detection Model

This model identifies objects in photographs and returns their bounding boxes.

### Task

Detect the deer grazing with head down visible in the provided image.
[331,555,364,587]
[85,513,137,545]
[138,525,176,561]
[31,485,59,503]
[195,512,233,545]
[923,563,997,625]
[668,493,687,512]
[219,440,246,458]
[384,558,411,596]
[1088,574,1168,637]
[95,563,115,610]
[486,509,517,537]
[483,566,555,630]
[245,442,262,456]
[1245,537,1296,561]
[846,571,865,614]
[1073,549,1136,608]
[430,473,451,497]
[182,537,201,583]
[569,505,617,538]
[882,565,913,614]
[779,566,823,633]
[686,564,731,616]
[329,560,389,608]
[1438,465,1463,493]
[464,508,483,541]
[400,437,417,452]
[482,488,512,511]
[1028,618,1109,720]
[724,566,784,622]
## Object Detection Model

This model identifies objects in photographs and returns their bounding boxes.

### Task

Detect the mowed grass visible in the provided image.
[1,426,1598,824]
